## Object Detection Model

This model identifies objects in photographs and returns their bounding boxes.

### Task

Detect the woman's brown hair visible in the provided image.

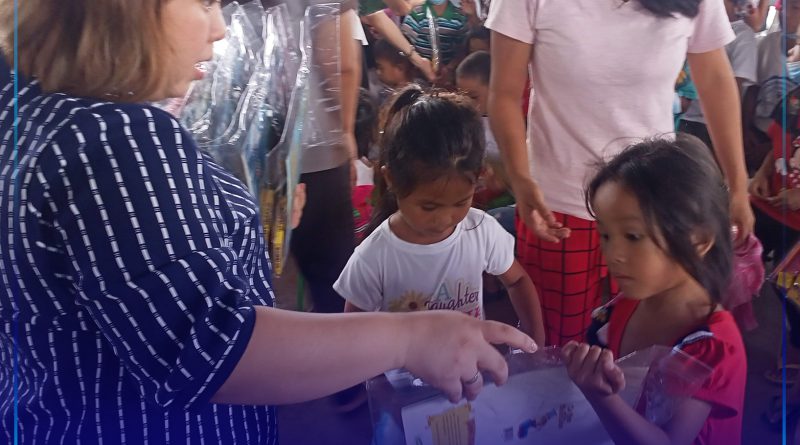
[0,0,171,102]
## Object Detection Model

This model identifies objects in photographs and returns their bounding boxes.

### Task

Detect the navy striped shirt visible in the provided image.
[0,60,276,444]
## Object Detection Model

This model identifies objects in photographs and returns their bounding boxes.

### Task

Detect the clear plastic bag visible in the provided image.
[259,3,341,276]
[174,2,340,276]
[367,345,712,445]
[179,1,241,136]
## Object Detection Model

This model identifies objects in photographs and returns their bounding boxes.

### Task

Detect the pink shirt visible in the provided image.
[486,0,734,219]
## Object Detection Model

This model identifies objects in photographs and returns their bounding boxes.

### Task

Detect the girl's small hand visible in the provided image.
[767,188,800,211]
[562,342,625,400]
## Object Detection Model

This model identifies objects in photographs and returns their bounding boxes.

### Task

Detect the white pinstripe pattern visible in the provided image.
[1,65,276,444]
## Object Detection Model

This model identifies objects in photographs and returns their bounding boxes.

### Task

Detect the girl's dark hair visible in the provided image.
[585,134,732,304]
[636,0,702,18]
[365,85,485,237]
[355,88,377,159]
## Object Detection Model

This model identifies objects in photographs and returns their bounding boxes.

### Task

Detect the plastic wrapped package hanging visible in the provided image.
[240,0,267,56]
[195,3,262,181]
[261,3,341,277]
[425,5,441,74]
[179,1,262,187]
[299,3,343,155]
[228,3,293,197]
[179,1,241,133]
[367,345,712,445]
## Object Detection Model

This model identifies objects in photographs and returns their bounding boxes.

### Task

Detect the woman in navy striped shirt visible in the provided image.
[0,0,536,443]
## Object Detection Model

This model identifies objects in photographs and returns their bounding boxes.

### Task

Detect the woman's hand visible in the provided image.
[729,191,755,244]
[401,312,538,403]
[511,176,570,242]
[410,52,436,82]
[561,342,625,401]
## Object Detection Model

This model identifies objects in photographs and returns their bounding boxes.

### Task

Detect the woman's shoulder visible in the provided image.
[53,101,189,152]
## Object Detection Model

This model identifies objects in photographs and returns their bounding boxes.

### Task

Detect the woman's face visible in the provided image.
[158,0,226,100]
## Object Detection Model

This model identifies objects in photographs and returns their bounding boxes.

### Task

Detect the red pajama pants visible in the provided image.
[515,211,614,346]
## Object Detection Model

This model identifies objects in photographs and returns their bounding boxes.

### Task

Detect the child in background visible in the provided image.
[334,86,545,346]
[563,136,746,445]
[371,38,417,104]
[678,0,758,150]
[466,25,490,54]
[456,51,514,220]
[353,89,379,242]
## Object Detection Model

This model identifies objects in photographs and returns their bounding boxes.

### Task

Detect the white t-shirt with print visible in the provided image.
[333,208,514,318]
[485,0,734,219]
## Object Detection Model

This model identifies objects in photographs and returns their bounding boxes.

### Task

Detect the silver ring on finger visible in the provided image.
[462,371,481,386]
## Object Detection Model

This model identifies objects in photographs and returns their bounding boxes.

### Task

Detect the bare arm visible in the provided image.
[589,393,712,445]
[687,49,755,240]
[488,31,569,242]
[497,260,545,347]
[563,343,712,445]
[382,0,425,16]
[363,11,435,81]
[212,307,537,405]
[340,9,362,159]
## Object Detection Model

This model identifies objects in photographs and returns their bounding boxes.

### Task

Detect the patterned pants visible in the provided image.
[515,211,612,346]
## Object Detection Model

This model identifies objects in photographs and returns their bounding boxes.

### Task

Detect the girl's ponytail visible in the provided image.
[362,85,425,239]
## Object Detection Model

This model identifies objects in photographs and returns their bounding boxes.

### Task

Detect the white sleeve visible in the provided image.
[485,0,538,45]
[483,216,516,276]
[687,0,735,54]
[333,244,383,311]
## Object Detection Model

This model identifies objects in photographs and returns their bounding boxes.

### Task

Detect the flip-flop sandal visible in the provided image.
[765,364,800,385]
[764,395,800,431]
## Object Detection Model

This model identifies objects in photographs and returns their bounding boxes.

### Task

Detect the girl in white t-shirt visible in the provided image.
[334,85,545,346]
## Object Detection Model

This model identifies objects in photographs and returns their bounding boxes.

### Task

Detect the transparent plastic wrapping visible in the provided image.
[425,5,441,74]
[179,1,241,135]
[302,2,343,153]
[200,3,261,151]
[260,3,341,276]
[232,4,293,196]
[367,345,712,445]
